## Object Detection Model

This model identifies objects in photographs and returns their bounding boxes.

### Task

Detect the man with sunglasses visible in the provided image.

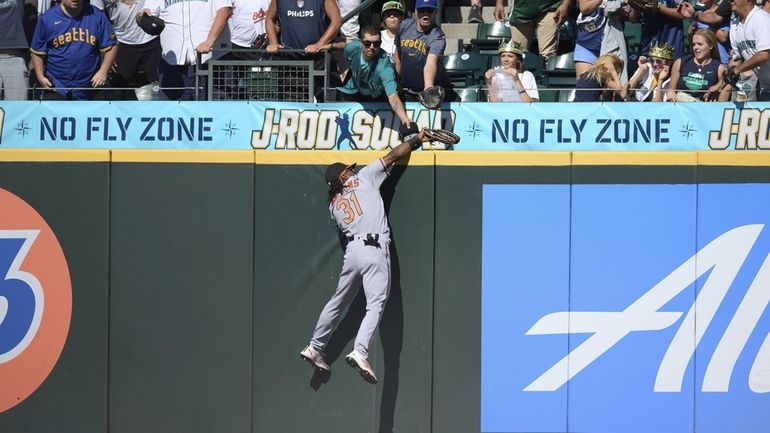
[394,0,458,104]
[337,25,413,134]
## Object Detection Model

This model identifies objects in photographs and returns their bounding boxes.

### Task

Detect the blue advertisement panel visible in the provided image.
[568,184,697,433]
[695,184,770,433]
[1,101,769,150]
[481,184,571,433]
[482,183,770,433]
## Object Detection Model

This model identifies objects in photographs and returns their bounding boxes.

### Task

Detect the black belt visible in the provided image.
[346,233,381,249]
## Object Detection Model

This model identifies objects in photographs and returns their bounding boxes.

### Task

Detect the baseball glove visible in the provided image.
[418,86,445,109]
[627,0,659,14]
[723,69,739,87]
[423,128,461,145]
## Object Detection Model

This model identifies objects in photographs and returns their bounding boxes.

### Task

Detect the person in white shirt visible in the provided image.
[729,0,770,101]
[484,39,540,102]
[379,0,403,63]
[228,0,270,59]
[93,0,161,100]
[138,0,232,100]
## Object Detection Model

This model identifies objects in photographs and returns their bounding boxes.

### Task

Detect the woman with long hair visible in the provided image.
[666,29,731,101]
[573,53,625,101]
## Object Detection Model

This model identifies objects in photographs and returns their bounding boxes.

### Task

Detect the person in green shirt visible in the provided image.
[337,25,413,134]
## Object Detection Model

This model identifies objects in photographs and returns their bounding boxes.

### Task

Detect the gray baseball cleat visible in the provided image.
[345,350,378,384]
[300,345,331,371]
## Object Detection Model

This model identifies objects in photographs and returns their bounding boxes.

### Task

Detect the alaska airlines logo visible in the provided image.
[526,224,770,393]
[0,188,72,413]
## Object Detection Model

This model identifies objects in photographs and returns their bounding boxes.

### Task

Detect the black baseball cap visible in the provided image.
[138,14,165,36]
[325,162,356,187]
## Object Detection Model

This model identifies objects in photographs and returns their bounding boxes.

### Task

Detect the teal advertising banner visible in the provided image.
[1,101,769,150]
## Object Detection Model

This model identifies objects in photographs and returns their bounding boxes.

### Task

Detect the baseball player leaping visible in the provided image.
[300,129,427,385]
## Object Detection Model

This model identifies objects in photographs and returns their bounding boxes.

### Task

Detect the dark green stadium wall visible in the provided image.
[0,151,110,433]
[0,150,768,433]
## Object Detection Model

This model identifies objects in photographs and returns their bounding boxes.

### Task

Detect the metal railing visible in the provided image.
[192,0,383,102]
[197,50,332,102]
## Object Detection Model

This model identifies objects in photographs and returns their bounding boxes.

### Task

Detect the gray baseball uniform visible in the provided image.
[309,158,392,359]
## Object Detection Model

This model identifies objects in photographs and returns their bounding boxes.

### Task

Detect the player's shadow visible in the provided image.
[307,160,409,433]
[378,161,408,433]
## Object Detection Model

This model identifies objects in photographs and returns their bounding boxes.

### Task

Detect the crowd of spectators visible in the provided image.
[0,0,768,101]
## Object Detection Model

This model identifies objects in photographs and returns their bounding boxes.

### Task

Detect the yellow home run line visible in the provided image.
[111,150,254,163]
[255,151,435,166]
[0,149,111,162]
[0,150,769,166]
[435,152,571,166]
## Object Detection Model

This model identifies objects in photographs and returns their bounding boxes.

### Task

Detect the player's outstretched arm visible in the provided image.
[382,129,425,168]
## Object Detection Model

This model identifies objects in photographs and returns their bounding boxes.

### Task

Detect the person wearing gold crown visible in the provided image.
[626,41,673,101]
[484,39,540,102]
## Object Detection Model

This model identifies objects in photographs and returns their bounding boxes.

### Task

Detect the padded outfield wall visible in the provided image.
[0,150,769,433]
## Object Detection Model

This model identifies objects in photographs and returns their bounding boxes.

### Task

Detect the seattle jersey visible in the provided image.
[730,7,770,89]
[30,4,116,98]
[329,159,390,239]
[144,0,232,65]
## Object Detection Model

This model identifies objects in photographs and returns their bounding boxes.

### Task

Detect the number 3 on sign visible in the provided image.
[336,191,364,224]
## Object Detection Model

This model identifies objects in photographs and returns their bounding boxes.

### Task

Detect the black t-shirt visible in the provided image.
[0,0,28,49]
[715,0,731,19]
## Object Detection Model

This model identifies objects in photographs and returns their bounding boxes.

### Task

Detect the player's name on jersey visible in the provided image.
[51,27,99,48]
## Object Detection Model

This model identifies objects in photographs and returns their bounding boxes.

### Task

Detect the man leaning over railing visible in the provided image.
[334,25,415,137]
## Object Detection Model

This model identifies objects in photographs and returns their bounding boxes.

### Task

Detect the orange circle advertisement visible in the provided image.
[0,188,72,413]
